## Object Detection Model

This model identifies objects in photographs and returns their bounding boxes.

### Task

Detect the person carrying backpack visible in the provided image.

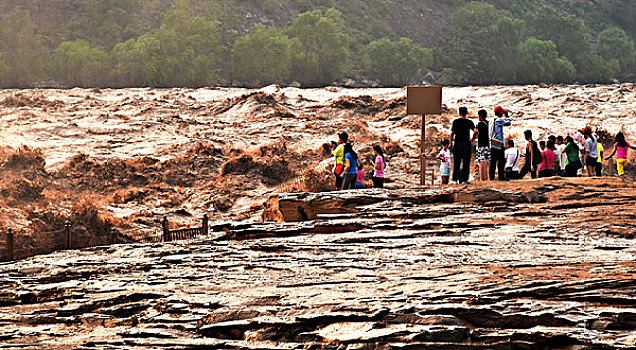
[504,139,521,179]
[518,130,540,179]
[489,106,512,181]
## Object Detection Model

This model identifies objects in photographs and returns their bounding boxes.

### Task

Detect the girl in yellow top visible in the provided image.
[332,132,348,190]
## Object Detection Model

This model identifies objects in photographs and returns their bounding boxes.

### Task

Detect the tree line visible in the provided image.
[0,1,634,88]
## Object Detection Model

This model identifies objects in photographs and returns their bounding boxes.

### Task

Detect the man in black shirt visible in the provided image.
[476,109,490,181]
[450,107,478,183]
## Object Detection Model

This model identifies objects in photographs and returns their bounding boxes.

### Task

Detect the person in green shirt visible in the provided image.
[563,135,582,177]
[332,132,348,190]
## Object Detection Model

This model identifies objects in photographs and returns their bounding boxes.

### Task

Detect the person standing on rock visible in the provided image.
[476,110,491,181]
[518,130,540,179]
[551,136,563,175]
[564,135,582,177]
[606,132,636,179]
[489,106,512,181]
[341,143,359,190]
[332,132,348,190]
[538,140,557,178]
[504,139,521,179]
[556,136,567,176]
[372,145,386,188]
[450,107,477,184]
[437,139,452,185]
[583,128,599,177]
[596,140,604,176]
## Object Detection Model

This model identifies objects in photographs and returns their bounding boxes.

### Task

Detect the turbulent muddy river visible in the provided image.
[0,84,635,348]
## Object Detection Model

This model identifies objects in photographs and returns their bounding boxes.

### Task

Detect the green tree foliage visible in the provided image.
[362,38,432,86]
[517,38,575,84]
[597,27,636,79]
[70,0,145,47]
[111,1,223,87]
[0,1,633,87]
[527,5,590,65]
[231,25,297,86]
[575,54,619,84]
[444,2,525,84]
[526,5,617,83]
[285,8,350,86]
[111,34,161,87]
[0,10,47,87]
[51,40,111,87]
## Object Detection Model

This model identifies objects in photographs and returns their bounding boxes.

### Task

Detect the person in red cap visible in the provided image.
[489,106,511,180]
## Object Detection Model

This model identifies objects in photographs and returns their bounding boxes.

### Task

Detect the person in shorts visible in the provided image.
[476,109,490,181]
[582,128,598,177]
[437,139,451,184]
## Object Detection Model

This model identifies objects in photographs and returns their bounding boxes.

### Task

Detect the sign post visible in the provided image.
[407,86,442,186]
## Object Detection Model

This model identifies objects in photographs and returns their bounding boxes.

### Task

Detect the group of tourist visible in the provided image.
[331,132,386,190]
[444,106,635,184]
[330,107,633,190]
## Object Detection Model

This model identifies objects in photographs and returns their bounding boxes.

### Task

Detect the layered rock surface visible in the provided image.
[1,178,635,349]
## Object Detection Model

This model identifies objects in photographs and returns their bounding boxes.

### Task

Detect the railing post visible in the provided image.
[65,221,72,249]
[109,226,115,244]
[6,228,14,261]
[420,114,426,187]
[202,214,209,237]
[162,217,169,242]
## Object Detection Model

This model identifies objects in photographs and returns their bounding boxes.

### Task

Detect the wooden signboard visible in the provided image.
[407,86,442,115]
[406,86,443,187]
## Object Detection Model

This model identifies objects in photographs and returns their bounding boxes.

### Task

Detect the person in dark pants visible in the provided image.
[518,130,539,179]
[489,106,511,181]
[596,141,604,176]
[583,128,599,177]
[332,132,348,190]
[450,107,478,184]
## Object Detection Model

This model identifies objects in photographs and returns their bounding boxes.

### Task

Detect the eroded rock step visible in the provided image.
[1,178,635,349]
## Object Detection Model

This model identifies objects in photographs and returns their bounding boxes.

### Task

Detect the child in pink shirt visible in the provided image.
[607,132,636,178]
[354,162,365,189]
[372,145,386,188]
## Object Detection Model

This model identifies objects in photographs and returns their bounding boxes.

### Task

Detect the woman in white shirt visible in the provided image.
[504,139,521,179]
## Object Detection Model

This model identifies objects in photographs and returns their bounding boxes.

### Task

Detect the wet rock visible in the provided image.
[0,179,634,349]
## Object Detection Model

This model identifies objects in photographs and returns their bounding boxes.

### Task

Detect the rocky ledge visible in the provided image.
[0,177,635,349]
